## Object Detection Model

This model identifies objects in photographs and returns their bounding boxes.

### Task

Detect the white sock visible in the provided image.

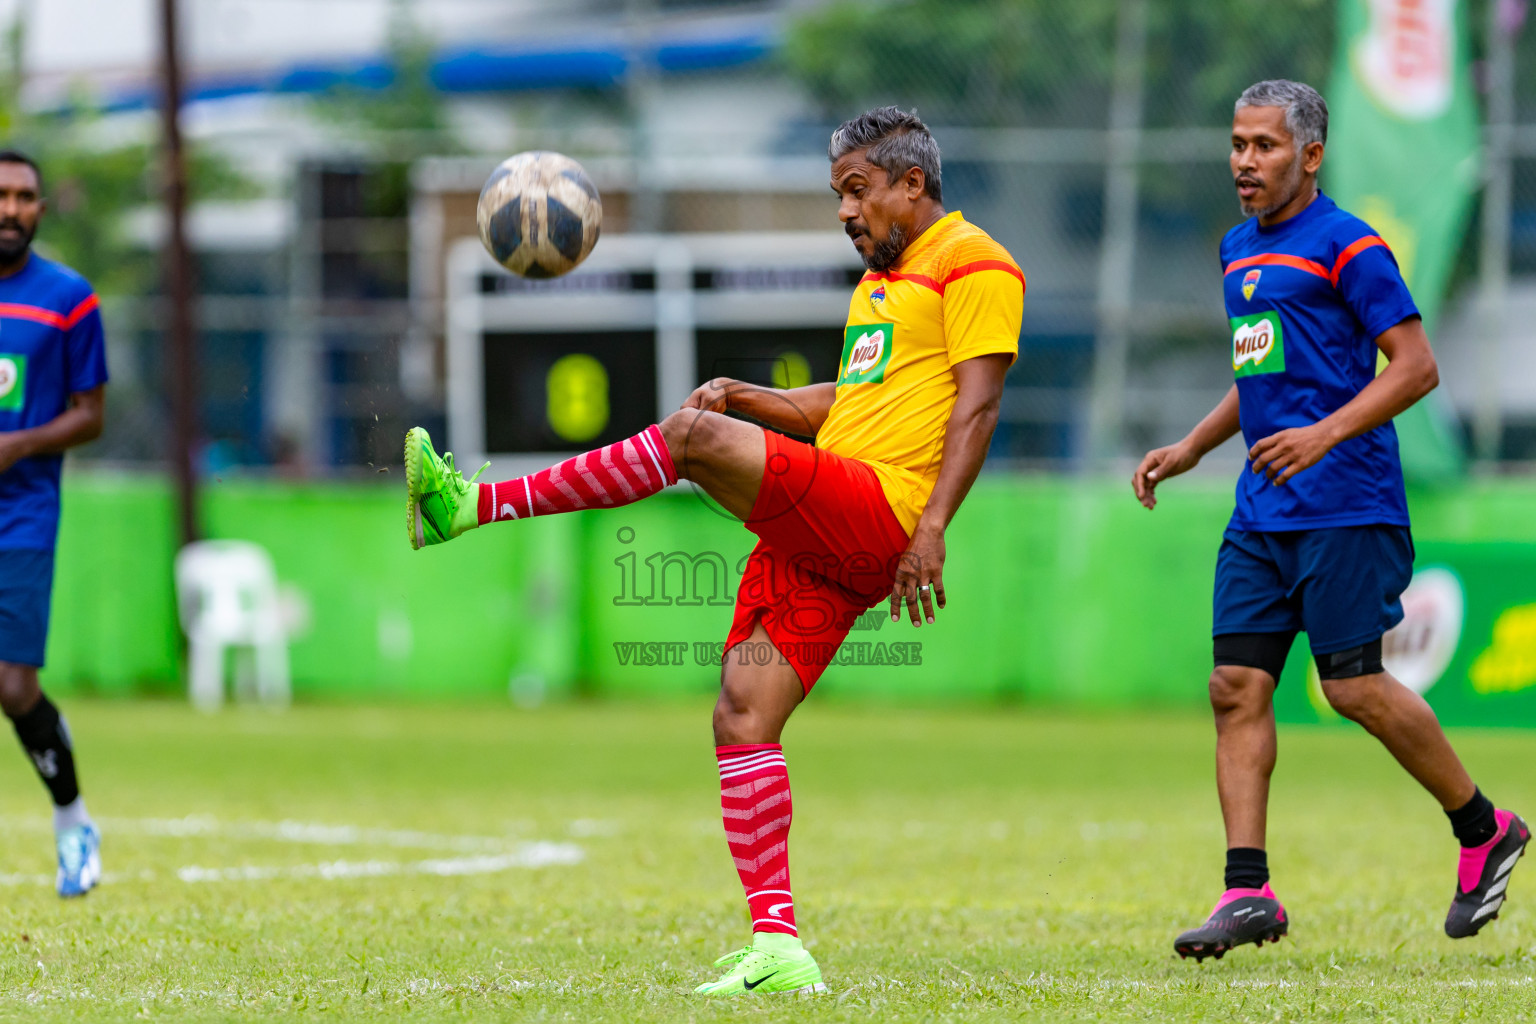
[53,797,89,833]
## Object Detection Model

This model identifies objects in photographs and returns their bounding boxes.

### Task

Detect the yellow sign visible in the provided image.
[546,353,610,444]
[771,351,812,390]
[1469,603,1536,694]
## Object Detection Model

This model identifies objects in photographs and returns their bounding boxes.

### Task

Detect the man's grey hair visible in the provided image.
[1235,80,1329,150]
[828,105,942,202]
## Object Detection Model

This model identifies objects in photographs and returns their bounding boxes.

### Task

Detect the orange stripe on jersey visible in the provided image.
[942,259,1025,290]
[1329,236,1388,286]
[0,303,67,328]
[1223,253,1330,280]
[865,260,1023,296]
[62,293,99,329]
[863,269,944,294]
[0,295,99,330]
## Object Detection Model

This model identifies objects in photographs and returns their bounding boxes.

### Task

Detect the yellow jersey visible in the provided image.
[816,211,1024,535]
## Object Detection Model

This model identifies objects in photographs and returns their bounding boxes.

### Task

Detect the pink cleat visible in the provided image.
[1446,809,1530,939]
[1174,883,1287,962]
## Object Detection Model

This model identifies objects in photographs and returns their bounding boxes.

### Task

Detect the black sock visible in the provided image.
[10,696,79,807]
[1448,788,1497,848]
[1224,847,1269,890]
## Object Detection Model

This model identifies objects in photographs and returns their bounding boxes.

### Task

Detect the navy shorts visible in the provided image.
[1212,525,1413,656]
[0,548,55,667]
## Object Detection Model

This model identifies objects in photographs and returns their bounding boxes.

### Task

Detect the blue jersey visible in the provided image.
[0,255,108,551]
[1220,192,1418,531]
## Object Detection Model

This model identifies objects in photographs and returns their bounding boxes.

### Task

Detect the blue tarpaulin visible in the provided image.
[90,27,776,112]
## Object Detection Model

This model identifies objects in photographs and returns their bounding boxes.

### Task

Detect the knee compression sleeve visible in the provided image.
[1213,632,1295,683]
[1314,638,1384,680]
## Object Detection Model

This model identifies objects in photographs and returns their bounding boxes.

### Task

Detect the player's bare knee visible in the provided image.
[657,409,700,470]
[714,672,783,745]
[685,410,730,456]
[712,697,762,746]
[1320,678,1366,722]
[1208,666,1269,718]
[0,664,39,719]
[657,406,697,441]
[711,702,741,745]
[661,407,733,478]
[713,673,748,726]
[1320,676,1381,725]
[1316,640,1388,724]
[1209,634,1288,718]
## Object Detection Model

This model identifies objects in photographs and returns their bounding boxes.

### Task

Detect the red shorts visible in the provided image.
[723,429,911,692]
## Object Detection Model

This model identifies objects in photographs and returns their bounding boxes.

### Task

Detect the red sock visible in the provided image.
[477,424,676,524]
[717,743,797,936]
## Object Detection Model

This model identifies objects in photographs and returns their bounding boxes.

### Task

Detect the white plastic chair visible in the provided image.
[174,540,291,711]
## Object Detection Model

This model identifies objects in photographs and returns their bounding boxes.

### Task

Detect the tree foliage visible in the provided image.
[308,0,463,218]
[0,18,255,295]
[784,0,1335,129]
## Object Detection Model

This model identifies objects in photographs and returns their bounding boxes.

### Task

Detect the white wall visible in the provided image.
[13,0,570,104]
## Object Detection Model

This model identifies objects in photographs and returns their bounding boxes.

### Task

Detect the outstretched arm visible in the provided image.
[1248,316,1436,485]
[0,386,106,474]
[682,378,837,438]
[889,352,1011,627]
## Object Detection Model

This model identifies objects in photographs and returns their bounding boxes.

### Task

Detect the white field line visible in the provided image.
[0,814,545,852]
[101,815,526,852]
[0,816,583,889]
[176,843,584,883]
[0,871,50,887]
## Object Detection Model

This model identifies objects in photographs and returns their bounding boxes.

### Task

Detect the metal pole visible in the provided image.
[1475,0,1518,464]
[1085,0,1148,466]
[159,0,200,544]
[625,0,662,233]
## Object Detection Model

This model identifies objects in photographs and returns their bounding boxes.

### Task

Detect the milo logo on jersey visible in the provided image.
[0,354,25,411]
[839,323,894,385]
[1230,311,1285,377]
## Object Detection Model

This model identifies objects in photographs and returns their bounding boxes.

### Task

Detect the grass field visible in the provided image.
[0,698,1532,1022]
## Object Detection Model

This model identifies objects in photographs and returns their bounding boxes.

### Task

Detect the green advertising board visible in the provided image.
[39,471,1536,715]
[1277,543,1536,726]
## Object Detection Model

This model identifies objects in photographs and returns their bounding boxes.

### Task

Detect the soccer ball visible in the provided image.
[476,151,602,279]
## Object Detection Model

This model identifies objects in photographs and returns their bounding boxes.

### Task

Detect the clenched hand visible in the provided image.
[682,377,735,413]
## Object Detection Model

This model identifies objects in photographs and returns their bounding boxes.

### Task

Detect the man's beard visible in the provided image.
[851,222,910,271]
[0,219,35,263]
[1238,155,1304,219]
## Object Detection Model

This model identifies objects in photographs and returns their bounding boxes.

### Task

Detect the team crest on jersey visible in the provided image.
[868,283,886,312]
[1242,269,1261,301]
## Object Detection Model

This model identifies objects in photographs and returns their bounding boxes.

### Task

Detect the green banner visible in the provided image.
[1326,0,1481,481]
[1277,543,1536,727]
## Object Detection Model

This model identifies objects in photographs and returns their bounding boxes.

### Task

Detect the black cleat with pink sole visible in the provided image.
[1446,809,1530,939]
[1174,883,1288,962]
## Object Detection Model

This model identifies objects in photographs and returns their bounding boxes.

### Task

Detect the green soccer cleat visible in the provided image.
[404,426,487,550]
[693,933,827,996]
